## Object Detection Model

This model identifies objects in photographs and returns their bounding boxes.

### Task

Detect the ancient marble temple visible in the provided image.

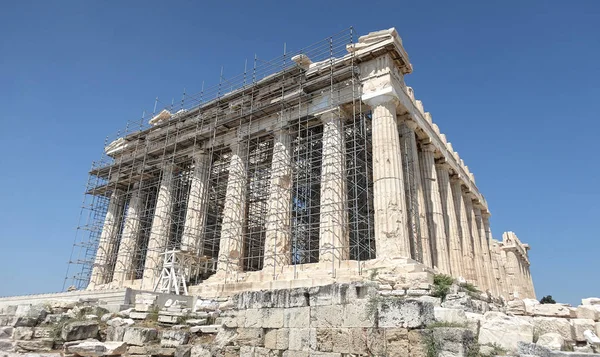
[78,28,535,300]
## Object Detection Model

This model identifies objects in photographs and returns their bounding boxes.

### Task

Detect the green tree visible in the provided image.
[539,295,556,304]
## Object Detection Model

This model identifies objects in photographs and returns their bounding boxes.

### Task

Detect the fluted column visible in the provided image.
[89,189,125,288]
[474,208,494,295]
[113,186,145,286]
[318,109,350,263]
[489,242,504,298]
[419,144,450,274]
[216,141,248,277]
[142,164,175,290]
[364,96,410,259]
[451,178,476,283]
[436,163,463,278]
[504,247,520,299]
[481,214,499,296]
[263,130,292,272]
[399,119,431,266]
[465,196,486,291]
[181,152,210,254]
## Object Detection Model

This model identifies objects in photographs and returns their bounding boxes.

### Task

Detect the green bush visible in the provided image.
[539,295,556,304]
[431,274,454,301]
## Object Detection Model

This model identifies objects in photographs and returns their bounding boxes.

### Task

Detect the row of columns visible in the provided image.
[89,95,533,299]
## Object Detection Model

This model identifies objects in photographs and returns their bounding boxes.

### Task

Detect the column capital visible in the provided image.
[398,117,418,131]
[362,90,400,109]
[435,161,451,171]
[421,143,437,153]
[314,107,345,123]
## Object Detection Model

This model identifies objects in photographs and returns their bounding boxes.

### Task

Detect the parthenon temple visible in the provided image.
[68,28,535,301]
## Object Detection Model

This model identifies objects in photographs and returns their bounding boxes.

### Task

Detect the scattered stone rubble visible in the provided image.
[1,283,599,357]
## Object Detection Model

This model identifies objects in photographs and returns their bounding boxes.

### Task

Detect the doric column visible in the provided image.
[141,164,175,290]
[436,163,464,278]
[263,130,293,272]
[481,214,499,296]
[89,189,125,288]
[181,151,210,254]
[216,141,248,277]
[363,95,411,259]
[473,205,492,293]
[419,144,450,274]
[113,186,145,286]
[318,109,350,263]
[399,119,431,266]
[465,196,486,291]
[450,178,476,283]
[489,241,504,298]
[503,246,520,299]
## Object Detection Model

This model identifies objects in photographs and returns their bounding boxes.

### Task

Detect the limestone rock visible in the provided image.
[105,326,126,342]
[190,345,212,357]
[13,305,49,327]
[67,340,126,356]
[433,307,467,324]
[61,320,99,342]
[523,298,540,315]
[0,340,14,351]
[576,305,599,321]
[0,327,12,339]
[537,332,564,351]
[432,327,475,357]
[175,345,192,357]
[572,319,596,342]
[582,298,600,306]
[377,298,434,328]
[161,330,190,348]
[532,304,571,318]
[12,327,33,340]
[532,316,574,341]
[122,327,158,346]
[14,339,54,352]
[478,311,534,351]
[507,300,526,315]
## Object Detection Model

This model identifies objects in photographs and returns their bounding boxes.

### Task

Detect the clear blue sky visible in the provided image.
[1,1,598,305]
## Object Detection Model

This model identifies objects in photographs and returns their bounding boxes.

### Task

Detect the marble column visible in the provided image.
[180,152,210,254]
[436,163,464,278]
[364,96,410,259]
[474,208,494,295]
[89,189,125,288]
[504,248,520,298]
[399,119,431,266]
[465,196,487,291]
[216,141,248,277]
[142,164,175,290]
[419,144,450,274]
[482,214,499,296]
[318,109,350,263]
[489,242,504,298]
[113,186,145,286]
[451,178,476,283]
[263,130,293,272]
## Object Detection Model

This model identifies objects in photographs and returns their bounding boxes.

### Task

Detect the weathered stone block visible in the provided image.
[341,300,375,328]
[532,304,571,318]
[432,327,475,357]
[478,311,533,351]
[582,298,600,306]
[244,309,261,328]
[507,300,527,315]
[384,328,409,357]
[532,316,574,341]
[13,305,49,327]
[378,298,434,328]
[348,327,385,355]
[536,332,564,351]
[14,338,54,352]
[441,294,475,312]
[190,344,212,357]
[288,328,316,351]
[175,345,192,357]
[105,325,126,341]
[32,326,54,339]
[122,327,158,346]
[571,318,596,342]
[12,327,33,340]
[0,339,14,351]
[261,308,284,328]
[0,326,13,339]
[67,340,127,356]
[433,307,467,324]
[576,305,599,321]
[308,284,350,306]
[284,307,310,328]
[161,330,190,347]
[310,305,343,328]
[236,328,264,347]
[61,320,99,341]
